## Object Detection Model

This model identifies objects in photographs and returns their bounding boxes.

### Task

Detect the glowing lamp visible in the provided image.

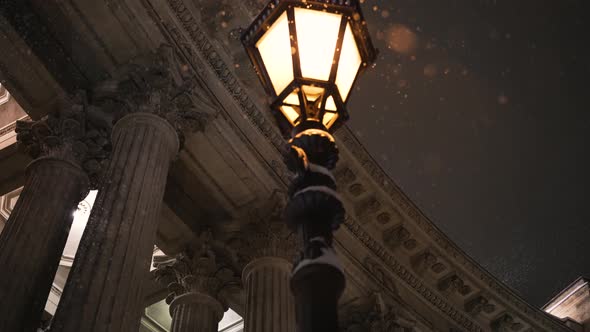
[242,0,377,137]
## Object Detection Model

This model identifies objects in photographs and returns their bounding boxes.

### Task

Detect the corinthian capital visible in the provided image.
[153,232,240,307]
[229,191,297,263]
[91,44,218,145]
[15,92,112,187]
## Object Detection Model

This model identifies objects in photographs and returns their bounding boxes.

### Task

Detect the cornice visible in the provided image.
[344,216,484,331]
[144,1,568,331]
[335,128,571,332]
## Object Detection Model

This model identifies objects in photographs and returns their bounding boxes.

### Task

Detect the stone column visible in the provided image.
[153,239,234,332]
[238,198,297,332]
[50,46,213,332]
[243,256,295,332]
[169,293,223,332]
[50,113,179,332]
[0,102,109,332]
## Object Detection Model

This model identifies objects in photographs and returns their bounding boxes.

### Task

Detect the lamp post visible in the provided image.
[242,1,376,331]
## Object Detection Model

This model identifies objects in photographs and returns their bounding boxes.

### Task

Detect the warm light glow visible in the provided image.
[285,92,300,105]
[302,85,325,103]
[325,96,337,111]
[294,8,342,81]
[244,1,377,135]
[256,12,294,95]
[322,112,339,129]
[336,23,362,101]
[281,105,300,125]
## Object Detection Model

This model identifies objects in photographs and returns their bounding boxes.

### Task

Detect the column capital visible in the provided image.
[231,191,297,263]
[15,92,110,189]
[90,44,218,146]
[153,238,239,310]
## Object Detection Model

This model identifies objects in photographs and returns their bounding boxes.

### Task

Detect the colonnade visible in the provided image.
[0,50,296,332]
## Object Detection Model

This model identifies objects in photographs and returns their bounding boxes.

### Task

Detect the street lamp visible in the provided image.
[242,1,376,331]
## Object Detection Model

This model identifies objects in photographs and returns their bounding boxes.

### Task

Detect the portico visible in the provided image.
[0,1,580,332]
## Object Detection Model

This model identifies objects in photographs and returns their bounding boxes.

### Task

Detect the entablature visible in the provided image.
[0,1,573,331]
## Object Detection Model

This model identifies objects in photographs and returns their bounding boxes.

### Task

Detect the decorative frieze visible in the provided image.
[410,250,438,275]
[145,1,572,330]
[464,295,496,316]
[437,274,472,297]
[344,217,484,331]
[431,262,447,274]
[334,167,357,186]
[364,257,398,295]
[491,313,524,331]
[340,293,417,332]
[383,225,410,250]
[354,195,382,222]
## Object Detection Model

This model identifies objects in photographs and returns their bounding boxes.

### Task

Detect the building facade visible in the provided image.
[0,1,587,331]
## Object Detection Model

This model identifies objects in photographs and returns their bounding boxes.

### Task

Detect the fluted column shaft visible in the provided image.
[243,257,295,332]
[50,113,179,332]
[170,293,223,332]
[0,158,88,332]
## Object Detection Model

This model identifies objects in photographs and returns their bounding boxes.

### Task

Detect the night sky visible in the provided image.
[348,0,590,306]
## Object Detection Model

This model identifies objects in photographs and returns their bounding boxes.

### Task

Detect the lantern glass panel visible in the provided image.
[294,8,342,81]
[335,22,362,101]
[323,112,339,129]
[325,96,337,111]
[285,92,300,105]
[256,12,294,95]
[281,105,301,125]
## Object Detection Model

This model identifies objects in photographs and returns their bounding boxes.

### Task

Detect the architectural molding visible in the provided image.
[140,1,570,330]
[89,44,217,148]
[0,84,9,105]
[0,1,573,330]
[344,216,484,331]
[340,293,418,332]
[153,232,241,308]
[335,130,569,331]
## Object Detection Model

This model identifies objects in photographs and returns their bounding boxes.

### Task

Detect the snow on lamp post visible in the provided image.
[242,1,376,331]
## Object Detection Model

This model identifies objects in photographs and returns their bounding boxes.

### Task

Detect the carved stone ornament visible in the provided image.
[91,44,218,147]
[437,274,472,297]
[225,191,297,264]
[410,250,438,275]
[465,295,495,316]
[491,313,524,331]
[383,225,410,250]
[153,231,240,308]
[145,1,571,330]
[15,92,112,187]
[340,293,416,332]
